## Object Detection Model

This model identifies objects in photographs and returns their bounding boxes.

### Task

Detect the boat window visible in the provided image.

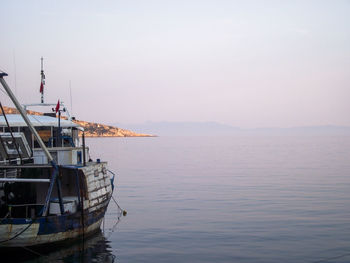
[77,151,82,164]
[34,127,52,148]
[72,128,80,147]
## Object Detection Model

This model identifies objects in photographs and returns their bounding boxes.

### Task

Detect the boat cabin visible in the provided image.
[0,114,88,165]
[0,114,92,219]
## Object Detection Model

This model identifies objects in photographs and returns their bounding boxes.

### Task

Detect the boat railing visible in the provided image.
[0,158,33,166]
[0,168,18,178]
[6,203,45,219]
[107,169,115,192]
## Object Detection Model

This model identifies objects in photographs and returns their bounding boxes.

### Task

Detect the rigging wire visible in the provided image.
[0,74,12,108]
[0,102,23,162]
[0,87,9,96]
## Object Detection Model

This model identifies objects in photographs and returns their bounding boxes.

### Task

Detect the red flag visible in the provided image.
[40,81,44,93]
[55,100,60,113]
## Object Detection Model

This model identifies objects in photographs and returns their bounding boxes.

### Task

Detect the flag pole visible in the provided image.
[55,100,61,146]
[40,57,44,103]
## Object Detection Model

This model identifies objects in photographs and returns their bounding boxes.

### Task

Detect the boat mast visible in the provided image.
[0,72,53,163]
[40,57,45,104]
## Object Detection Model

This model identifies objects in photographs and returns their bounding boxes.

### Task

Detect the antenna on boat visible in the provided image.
[13,49,17,96]
[40,57,45,104]
[69,80,73,116]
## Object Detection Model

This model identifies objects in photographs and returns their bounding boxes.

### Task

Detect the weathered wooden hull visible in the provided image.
[0,196,110,247]
[0,162,114,247]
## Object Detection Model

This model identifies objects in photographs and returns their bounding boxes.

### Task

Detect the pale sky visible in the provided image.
[0,0,349,128]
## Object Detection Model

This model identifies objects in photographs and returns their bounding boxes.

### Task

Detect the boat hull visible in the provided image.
[0,197,110,247]
[0,162,114,247]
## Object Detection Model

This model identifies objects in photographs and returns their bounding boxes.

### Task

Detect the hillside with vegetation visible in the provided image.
[1,106,153,137]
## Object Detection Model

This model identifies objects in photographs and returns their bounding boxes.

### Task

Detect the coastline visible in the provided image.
[2,105,155,137]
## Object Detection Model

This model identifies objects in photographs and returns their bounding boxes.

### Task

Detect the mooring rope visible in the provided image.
[100,195,126,239]
[111,195,127,216]
[104,215,123,240]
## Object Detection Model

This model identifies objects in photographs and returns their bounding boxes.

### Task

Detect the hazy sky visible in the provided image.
[0,0,349,128]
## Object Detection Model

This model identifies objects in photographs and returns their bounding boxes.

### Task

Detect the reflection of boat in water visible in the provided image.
[0,61,115,248]
[53,230,115,263]
[1,229,116,262]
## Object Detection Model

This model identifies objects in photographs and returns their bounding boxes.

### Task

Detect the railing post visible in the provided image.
[82,131,86,166]
[56,174,65,215]
[42,162,59,216]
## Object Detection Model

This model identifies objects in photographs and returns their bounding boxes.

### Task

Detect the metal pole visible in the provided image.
[0,76,53,162]
[57,110,61,147]
[42,164,59,216]
[0,102,23,163]
[41,57,44,103]
[56,173,65,214]
[82,131,86,166]
[74,169,82,210]
[0,134,10,161]
[0,178,50,183]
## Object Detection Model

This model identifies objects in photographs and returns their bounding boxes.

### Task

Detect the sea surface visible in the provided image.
[20,136,350,262]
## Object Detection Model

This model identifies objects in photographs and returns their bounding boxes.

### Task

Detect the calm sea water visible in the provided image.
[21,136,350,262]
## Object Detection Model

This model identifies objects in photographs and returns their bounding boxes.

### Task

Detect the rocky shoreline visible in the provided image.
[2,106,154,137]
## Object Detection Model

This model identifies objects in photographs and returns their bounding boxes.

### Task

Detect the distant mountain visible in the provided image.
[2,106,153,137]
[5,104,347,137]
[117,121,350,136]
[246,126,350,136]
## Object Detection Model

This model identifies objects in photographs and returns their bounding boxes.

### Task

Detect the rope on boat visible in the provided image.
[102,197,124,239]
[0,197,125,256]
[0,208,43,244]
[0,219,35,244]
[100,195,127,238]
[108,169,126,216]
[104,213,123,240]
[111,195,127,216]
[0,211,10,223]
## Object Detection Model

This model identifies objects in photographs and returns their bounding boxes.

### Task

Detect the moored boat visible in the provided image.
[0,64,115,248]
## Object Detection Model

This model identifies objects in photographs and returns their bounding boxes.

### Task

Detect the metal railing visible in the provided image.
[6,203,45,219]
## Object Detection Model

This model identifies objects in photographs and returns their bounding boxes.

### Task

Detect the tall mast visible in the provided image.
[40,57,45,103]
